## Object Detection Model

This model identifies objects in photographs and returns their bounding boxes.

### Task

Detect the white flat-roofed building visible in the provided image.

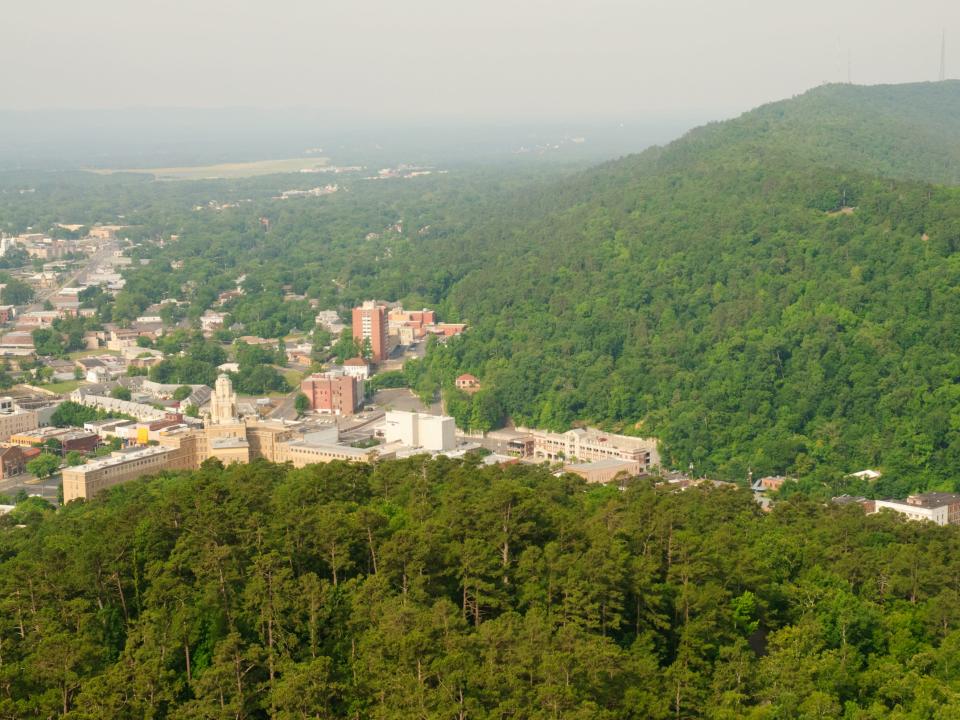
[342,357,370,380]
[382,411,455,452]
[84,418,137,439]
[873,493,960,526]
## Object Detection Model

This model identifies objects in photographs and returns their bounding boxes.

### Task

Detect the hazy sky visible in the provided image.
[4,0,959,121]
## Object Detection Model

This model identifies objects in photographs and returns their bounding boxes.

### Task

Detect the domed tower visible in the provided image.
[209,373,238,425]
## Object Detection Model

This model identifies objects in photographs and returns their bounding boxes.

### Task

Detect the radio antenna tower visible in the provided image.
[941,30,947,82]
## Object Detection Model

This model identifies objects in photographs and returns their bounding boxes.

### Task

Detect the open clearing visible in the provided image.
[90,157,330,180]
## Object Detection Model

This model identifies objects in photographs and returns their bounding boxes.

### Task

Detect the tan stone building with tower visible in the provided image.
[63,374,392,503]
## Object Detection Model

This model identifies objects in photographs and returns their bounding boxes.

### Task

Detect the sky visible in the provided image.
[3,0,959,122]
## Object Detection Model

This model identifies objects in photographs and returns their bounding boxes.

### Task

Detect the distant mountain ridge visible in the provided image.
[648,80,960,184]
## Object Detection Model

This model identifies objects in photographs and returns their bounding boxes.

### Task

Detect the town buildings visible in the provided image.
[347,301,466,362]
[382,411,456,452]
[315,310,345,335]
[274,440,381,466]
[564,458,642,484]
[71,387,169,422]
[17,311,62,328]
[9,426,74,448]
[342,357,370,380]
[757,476,793,492]
[62,446,194,503]
[388,307,436,345]
[387,305,466,345]
[63,375,392,502]
[872,493,960,526]
[0,445,26,479]
[352,301,389,363]
[200,311,226,336]
[0,403,38,442]
[485,428,536,457]
[300,370,363,415]
[530,427,660,470]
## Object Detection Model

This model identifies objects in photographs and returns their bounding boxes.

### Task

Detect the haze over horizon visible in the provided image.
[4,0,959,123]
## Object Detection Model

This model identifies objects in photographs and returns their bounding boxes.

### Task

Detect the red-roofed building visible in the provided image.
[455,373,481,394]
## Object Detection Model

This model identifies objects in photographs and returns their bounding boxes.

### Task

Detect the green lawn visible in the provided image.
[67,348,119,360]
[282,368,305,387]
[43,380,84,394]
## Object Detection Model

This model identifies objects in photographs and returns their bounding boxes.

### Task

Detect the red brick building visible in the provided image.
[300,372,362,415]
[0,445,25,479]
[352,301,389,363]
[59,430,101,455]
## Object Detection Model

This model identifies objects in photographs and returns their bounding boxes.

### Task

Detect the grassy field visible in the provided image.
[91,157,330,181]
[282,368,305,387]
[67,348,119,360]
[44,380,83,394]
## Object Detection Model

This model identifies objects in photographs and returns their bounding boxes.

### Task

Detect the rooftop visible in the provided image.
[832,494,871,505]
[71,445,171,474]
[284,440,374,459]
[905,492,960,509]
[210,436,249,449]
[564,458,639,471]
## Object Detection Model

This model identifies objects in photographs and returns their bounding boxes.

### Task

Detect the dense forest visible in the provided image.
[4,458,960,718]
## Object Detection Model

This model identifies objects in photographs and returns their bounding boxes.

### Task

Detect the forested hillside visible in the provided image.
[4,458,960,718]
[409,82,960,493]
[664,81,960,185]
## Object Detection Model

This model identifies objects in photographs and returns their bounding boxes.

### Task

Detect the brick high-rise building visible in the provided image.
[300,371,362,415]
[352,301,389,363]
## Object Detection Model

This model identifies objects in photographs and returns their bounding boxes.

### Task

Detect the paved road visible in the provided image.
[0,472,60,505]
[373,387,441,414]
[337,410,386,443]
[25,240,119,312]
[267,392,298,421]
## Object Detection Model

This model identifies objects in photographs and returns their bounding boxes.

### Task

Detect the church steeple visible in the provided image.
[209,373,238,425]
